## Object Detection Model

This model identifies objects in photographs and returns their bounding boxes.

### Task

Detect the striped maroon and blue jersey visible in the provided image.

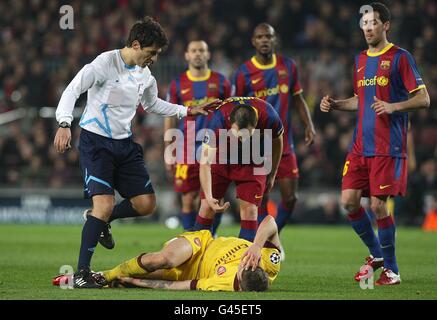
[352,43,425,158]
[167,69,231,163]
[232,54,302,155]
[203,97,284,165]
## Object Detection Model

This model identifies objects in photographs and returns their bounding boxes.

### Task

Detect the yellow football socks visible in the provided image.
[103,255,147,282]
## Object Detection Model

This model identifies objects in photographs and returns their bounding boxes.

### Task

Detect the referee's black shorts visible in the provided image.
[78,129,154,199]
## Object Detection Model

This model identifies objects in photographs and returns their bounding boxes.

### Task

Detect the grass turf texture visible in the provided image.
[0,224,436,300]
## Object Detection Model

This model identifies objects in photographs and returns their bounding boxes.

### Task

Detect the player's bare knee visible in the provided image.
[341,193,360,213]
[370,200,386,218]
[182,192,197,203]
[240,205,258,221]
[134,202,156,216]
[131,197,156,216]
[92,201,115,219]
[182,193,198,212]
[341,200,360,213]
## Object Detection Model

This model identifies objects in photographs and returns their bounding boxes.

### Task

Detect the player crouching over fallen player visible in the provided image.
[99,215,280,291]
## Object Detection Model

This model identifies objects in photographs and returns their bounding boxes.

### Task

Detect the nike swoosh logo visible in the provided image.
[255,194,263,199]
[379,185,391,190]
[381,244,392,249]
[251,78,262,84]
[357,66,365,73]
[181,88,190,94]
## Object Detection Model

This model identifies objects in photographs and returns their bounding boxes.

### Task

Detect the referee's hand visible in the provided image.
[54,128,72,153]
[188,99,222,116]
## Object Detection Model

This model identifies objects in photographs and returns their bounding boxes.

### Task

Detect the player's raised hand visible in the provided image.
[205,196,230,213]
[54,128,72,153]
[188,99,222,116]
[320,95,336,113]
[371,96,395,115]
[240,243,262,271]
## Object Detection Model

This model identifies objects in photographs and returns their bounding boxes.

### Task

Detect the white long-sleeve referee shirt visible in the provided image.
[55,49,187,139]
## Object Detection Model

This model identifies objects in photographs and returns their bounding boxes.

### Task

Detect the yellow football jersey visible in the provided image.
[194,236,281,291]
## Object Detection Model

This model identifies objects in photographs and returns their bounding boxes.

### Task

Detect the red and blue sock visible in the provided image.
[239,220,258,242]
[180,211,197,231]
[347,207,383,259]
[193,215,213,232]
[377,215,399,274]
[275,202,293,232]
[257,204,268,225]
[212,212,223,236]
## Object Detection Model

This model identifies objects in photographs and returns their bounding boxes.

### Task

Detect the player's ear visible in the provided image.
[272,34,277,46]
[251,36,257,48]
[184,51,189,62]
[131,40,141,51]
[383,21,390,32]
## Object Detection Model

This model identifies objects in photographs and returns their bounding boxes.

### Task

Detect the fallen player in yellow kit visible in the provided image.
[99,215,282,291]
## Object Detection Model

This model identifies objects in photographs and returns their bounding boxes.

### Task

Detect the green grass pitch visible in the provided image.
[0,223,436,300]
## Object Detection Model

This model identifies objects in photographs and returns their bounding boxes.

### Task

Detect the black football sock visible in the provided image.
[77,215,106,271]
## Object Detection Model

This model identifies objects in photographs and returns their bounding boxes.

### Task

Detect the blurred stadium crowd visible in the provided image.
[0,0,436,222]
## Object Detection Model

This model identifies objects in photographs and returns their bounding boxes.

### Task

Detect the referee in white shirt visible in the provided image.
[53,16,220,288]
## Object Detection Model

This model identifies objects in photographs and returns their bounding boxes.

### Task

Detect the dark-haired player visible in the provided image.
[95,215,281,292]
[164,40,231,233]
[53,17,220,288]
[232,23,315,247]
[194,97,283,243]
[320,2,430,285]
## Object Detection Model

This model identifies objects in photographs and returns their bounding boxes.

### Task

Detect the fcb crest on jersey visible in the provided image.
[380,60,391,70]
[208,83,218,91]
[278,69,288,79]
[270,252,280,264]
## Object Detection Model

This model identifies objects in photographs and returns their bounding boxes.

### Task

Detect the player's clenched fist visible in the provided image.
[320,95,336,113]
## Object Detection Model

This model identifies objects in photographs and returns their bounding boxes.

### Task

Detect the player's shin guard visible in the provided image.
[239,220,258,242]
[275,202,293,232]
[212,212,223,236]
[257,203,268,225]
[193,215,213,231]
[347,207,383,259]
[77,215,106,270]
[377,215,399,274]
[109,199,140,222]
[103,254,148,282]
[180,211,197,231]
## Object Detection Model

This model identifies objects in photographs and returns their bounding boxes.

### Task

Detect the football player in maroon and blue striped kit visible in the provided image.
[320,2,430,285]
[232,23,316,246]
[195,97,284,242]
[165,41,231,233]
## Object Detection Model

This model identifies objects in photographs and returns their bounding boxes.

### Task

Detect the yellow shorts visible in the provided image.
[162,230,213,281]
